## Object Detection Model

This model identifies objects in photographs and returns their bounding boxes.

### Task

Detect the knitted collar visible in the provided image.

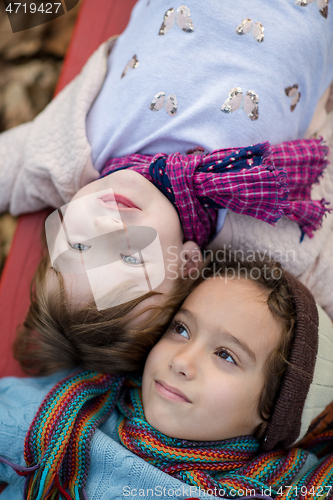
[2,371,333,500]
[100,139,329,247]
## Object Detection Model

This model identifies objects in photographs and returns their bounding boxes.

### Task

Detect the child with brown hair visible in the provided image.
[1,0,333,376]
[1,256,333,500]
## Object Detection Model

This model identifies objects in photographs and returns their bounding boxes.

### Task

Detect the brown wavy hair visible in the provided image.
[14,253,198,375]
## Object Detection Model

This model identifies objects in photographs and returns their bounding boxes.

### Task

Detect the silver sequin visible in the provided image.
[149,91,166,111]
[176,5,195,32]
[159,5,194,35]
[121,55,139,78]
[221,88,259,120]
[285,84,301,111]
[221,88,243,113]
[243,90,259,121]
[318,0,329,18]
[149,92,177,116]
[236,19,264,42]
[236,19,253,35]
[295,0,329,18]
[159,8,176,35]
[252,22,264,42]
[165,94,178,116]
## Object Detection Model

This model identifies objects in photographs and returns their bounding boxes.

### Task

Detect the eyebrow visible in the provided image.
[220,330,257,364]
[179,307,257,364]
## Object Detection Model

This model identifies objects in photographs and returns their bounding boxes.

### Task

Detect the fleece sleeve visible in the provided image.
[0,123,32,214]
[0,39,114,216]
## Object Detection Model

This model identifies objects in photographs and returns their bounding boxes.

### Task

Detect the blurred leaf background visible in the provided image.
[0,1,81,274]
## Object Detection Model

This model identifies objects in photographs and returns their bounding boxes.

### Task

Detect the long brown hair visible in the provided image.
[14,253,198,375]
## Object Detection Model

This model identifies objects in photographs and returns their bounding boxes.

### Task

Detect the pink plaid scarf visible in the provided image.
[101,139,330,247]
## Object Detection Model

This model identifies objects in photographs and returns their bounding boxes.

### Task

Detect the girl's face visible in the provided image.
[46,170,200,309]
[142,276,283,441]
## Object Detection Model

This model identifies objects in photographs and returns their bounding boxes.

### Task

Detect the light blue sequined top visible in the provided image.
[86,0,333,172]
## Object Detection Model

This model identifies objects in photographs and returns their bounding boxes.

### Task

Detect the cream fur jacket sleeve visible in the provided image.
[0,38,332,318]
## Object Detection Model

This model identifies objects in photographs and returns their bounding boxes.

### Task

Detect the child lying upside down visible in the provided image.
[0,0,333,375]
[1,257,333,500]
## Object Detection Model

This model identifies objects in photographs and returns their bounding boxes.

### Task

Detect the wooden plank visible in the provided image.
[55,0,136,92]
[0,212,48,377]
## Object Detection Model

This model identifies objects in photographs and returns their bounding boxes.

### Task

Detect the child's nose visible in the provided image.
[94,216,125,234]
[170,346,198,379]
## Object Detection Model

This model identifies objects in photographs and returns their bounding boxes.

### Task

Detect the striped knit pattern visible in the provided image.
[6,371,333,500]
[23,371,124,500]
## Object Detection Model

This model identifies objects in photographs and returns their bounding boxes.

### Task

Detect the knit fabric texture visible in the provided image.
[100,139,330,247]
[2,371,333,500]
[263,272,319,451]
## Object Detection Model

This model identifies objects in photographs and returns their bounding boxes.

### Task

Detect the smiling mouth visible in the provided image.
[155,381,192,403]
[98,194,141,211]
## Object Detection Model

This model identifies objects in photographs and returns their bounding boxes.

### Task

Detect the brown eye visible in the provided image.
[172,321,189,339]
[215,349,236,365]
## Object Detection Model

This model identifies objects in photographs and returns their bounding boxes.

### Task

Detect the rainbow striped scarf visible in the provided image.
[3,371,333,500]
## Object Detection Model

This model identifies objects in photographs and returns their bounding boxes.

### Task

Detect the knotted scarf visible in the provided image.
[100,139,330,246]
[2,371,333,500]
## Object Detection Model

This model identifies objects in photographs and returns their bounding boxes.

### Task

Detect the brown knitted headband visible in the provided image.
[262,271,319,451]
